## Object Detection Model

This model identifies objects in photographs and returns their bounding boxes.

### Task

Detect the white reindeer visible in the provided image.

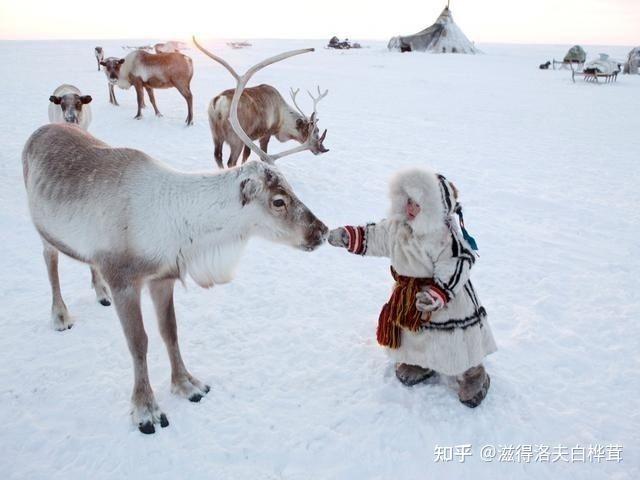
[23,46,327,434]
[48,84,93,131]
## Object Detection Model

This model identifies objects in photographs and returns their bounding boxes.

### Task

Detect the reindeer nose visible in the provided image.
[312,220,329,244]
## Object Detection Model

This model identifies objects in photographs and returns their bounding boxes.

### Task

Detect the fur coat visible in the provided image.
[344,168,497,375]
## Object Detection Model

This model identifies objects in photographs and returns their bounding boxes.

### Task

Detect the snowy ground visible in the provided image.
[0,39,639,479]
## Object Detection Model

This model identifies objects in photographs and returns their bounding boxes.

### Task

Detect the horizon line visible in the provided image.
[0,37,636,48]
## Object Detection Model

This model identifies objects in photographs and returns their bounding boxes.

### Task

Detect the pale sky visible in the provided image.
[0,0,638,45]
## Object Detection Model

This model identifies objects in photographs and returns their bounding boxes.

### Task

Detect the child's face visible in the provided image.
[406,198,421,221]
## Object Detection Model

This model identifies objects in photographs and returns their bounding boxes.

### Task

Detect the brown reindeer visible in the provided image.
[102,50,194,124]
[99,57,125,106]
[208,84,329,168]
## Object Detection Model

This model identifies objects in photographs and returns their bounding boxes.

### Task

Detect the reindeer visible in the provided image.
[23,46,327,434]
[208,84,329,168]
[101,50,194,124]
[48,84,93,131]
[154,41,187,54]
[99,57,124,106]
[94,47,104,71]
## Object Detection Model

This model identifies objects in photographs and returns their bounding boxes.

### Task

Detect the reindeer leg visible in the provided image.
[109,84,119,106]
[214,140,224,169]
[259,136,270,154]
[42,241,72,331]
[133,79,144,119]
[90,266,111,306]
[175,83,194,125]
[149,279,210,402]
[228,140,243,168]
[110,281,168,434]
[241,145,251,164]
[144,87,162,117]
[242,136,268,163]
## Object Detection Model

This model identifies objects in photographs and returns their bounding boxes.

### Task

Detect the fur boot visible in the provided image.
[395,363,435,386]
[457,364,490,407]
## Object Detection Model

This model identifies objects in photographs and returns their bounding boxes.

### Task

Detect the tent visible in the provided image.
[563,45,587,64]
[388,3,478,54]
[623,47,640,74]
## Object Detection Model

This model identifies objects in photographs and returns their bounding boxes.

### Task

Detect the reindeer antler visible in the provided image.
[193,36,320,164]
[289,88,307,117]
[307,86,329,118]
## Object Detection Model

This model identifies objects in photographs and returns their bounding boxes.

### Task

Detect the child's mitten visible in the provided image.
[416,287,448,313]
[328,228,349,248]
[329,226,367,254]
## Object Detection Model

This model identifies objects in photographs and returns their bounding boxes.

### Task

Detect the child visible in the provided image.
[328,168,497,407]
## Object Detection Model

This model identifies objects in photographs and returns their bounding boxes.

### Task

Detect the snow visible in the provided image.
[1,39,639,479]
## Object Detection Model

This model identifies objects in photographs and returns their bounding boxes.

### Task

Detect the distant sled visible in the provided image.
[572,54,621,84]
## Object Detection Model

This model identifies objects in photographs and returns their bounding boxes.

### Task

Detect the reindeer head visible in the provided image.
[239,162,328,251]
[100,57,126,84]
[289,87,329,155]
[49,93,92,124]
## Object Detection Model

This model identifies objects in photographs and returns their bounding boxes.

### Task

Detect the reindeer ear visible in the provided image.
[240,178,259,206]
[99,61,106,66]
[49,96,61,104]
[118,58,125,65]
[80,95,92,104]
[295,118,305,130]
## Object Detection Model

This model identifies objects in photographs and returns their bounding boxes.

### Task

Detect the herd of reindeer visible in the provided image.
[88,40,328,167]
[29,38,331,433]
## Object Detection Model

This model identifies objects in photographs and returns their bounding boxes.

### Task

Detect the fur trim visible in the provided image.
[388,167,458,236]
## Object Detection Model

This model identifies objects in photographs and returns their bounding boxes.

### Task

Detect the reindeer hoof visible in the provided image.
[138,413,169,433]
[133,400,168,434]
[139,421,155,434]
[188,384,211,402]
[160,413,169,428]
[134,115,142,120]
[156,113,163,118]
[99,298,111,307]
[172,375,210,402]
[52,310,73,331]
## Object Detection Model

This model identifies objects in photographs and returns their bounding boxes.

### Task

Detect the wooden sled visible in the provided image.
[571,67,619,84]
[553,59,584,70]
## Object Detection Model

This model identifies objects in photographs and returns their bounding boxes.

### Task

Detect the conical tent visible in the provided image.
[623,47,640,74]
[388,5,478,54]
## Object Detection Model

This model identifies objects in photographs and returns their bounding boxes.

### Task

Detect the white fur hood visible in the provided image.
[388,167,458,236]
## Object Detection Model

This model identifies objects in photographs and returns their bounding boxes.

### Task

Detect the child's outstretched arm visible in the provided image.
[416,230,477,312]
[328,220,391,257]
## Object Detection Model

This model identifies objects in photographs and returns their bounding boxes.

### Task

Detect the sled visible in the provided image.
[572,69,619,83]
[552,59,584,70]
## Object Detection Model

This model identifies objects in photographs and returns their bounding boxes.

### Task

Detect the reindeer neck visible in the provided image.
[158,167,253,249]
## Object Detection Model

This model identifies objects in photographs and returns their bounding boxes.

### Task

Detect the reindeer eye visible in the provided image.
[272,198,285,208]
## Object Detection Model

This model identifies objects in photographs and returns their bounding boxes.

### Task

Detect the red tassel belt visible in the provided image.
[377,267,436,349]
